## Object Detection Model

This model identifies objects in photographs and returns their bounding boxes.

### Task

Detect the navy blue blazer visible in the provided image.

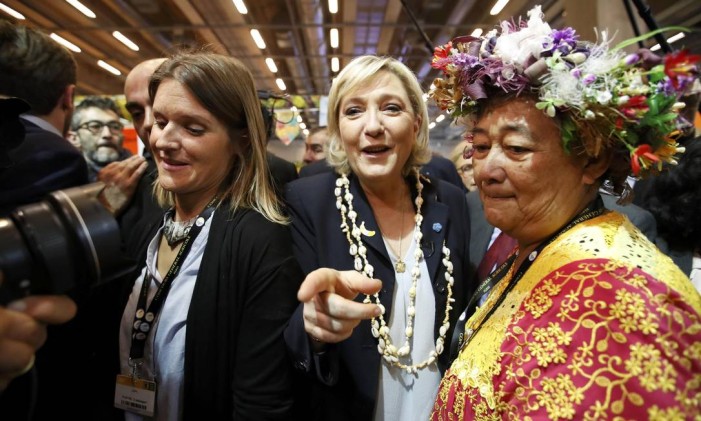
[0,119,88,214]
[284,171,473,420]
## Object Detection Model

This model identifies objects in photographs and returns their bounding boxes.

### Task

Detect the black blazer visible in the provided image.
[0,119,88,214]
[37,205,303,420]
[284,171,473,420]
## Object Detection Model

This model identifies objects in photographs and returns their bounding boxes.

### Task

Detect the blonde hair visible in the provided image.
[326,55,431,175]
[149,51,286,224]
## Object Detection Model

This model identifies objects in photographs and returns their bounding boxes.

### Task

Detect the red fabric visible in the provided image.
[432,259,701,419]
[476,231,517,282]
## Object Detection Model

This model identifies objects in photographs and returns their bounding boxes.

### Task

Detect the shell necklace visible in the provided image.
[335,168,455,373]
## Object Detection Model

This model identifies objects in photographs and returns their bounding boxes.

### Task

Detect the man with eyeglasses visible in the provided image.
[71,96,134,182]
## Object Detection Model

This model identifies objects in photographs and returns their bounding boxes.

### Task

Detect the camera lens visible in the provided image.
[0,183,134,303]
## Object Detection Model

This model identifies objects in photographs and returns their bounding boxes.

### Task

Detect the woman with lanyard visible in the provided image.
[78,51,303,420]
[428,6,701,419]
[284,55,472,420]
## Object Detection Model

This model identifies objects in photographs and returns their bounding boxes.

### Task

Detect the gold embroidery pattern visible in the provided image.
[523,279,562,319]
[432,212,701,421]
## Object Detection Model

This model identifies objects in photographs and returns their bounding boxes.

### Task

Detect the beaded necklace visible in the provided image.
[335,168,455,373]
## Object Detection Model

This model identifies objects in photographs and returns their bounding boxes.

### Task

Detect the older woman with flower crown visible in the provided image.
[284,55,472,420]
[428,6,701,420]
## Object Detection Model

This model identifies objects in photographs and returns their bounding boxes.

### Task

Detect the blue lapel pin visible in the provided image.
[432,222,442,233]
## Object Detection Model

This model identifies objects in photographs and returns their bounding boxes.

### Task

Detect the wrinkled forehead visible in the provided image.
[474,97,552,132]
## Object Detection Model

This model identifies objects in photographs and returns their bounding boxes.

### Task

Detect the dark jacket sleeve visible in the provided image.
[183,209,303,420]
[230,215,304,419]
[283,178,341,385]
[0,126,89,212]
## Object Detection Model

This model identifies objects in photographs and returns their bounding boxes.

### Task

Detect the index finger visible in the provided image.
[298,268,382,302]
[298,268,342,302]
[8,295,77,325]
[322,292,381,321]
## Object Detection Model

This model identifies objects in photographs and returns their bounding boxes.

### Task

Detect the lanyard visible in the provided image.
[129,203,216,362]
[449,197,606,360]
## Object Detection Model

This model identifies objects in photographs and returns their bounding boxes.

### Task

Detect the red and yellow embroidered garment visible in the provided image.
[432,212,701,420]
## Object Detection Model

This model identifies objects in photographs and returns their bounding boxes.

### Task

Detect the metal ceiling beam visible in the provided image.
[170,0,227,54]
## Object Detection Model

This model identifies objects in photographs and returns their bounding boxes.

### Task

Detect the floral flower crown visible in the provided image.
[430,5,699,177]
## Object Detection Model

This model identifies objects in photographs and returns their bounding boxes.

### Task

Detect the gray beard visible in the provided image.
[88,147,120,166]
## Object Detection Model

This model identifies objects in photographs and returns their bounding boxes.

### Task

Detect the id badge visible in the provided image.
[114,374,157,417]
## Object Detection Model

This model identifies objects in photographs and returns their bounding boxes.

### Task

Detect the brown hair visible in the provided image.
[148,51,286,223]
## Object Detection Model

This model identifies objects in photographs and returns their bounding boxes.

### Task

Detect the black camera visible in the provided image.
[0,183,134,304]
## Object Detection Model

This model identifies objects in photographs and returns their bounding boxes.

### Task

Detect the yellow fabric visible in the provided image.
[433,211,701,420]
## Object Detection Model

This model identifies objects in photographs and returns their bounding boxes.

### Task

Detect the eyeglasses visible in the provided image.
[78,120,124,135]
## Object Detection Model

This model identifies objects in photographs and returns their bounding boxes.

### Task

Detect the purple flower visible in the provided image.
[582,74,597,85]
[552,28,578,46]
[656,79,676,96]
[571,68,582,78]
[543,27,578,56]
[453,53,478,69]
[624,53,640,66]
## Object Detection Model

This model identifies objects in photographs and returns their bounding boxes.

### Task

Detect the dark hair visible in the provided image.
[71,96,123,130]
[147,51,286,223]
[0,21,77,115]
[308,126,329,139]
[647,138,701,251]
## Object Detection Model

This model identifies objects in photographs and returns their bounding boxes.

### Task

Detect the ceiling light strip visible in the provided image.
[265,58,278,73]
[489,0,509,16]
[250,29,266,49]
[50,33,81,53]
[232,0,248,14]
[0,3,25,20]
[330,28,339,48]
[331,57,340,72]
[328,0,338,14]
[650,32,686,51]
[97,60,121,76]
[66,0,96,18]
[112,31,139,51]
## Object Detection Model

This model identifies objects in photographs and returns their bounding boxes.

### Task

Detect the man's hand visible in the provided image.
[97,155,148,215]
[0,295,77,391]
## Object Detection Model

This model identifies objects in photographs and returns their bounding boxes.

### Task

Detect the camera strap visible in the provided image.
[128,201,216,362]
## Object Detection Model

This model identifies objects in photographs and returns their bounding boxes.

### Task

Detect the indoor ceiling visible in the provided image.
[2,0,700,137]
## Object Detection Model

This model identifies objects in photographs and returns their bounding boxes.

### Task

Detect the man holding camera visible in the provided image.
[0,21,83,415]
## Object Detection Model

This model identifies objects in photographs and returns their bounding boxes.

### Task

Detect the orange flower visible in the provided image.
[654,131,686,164]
